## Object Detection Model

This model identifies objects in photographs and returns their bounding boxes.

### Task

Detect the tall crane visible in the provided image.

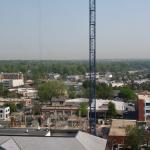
[89,0,96,135]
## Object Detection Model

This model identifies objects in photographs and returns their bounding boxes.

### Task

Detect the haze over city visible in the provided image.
[0,0,150,60]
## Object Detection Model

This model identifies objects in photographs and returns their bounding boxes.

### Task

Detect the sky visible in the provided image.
[0,0,150,60]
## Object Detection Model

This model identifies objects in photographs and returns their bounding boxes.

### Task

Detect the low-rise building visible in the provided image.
[3,79,24,88]
[48,73,61,80]
[0,72,24,88]
[51,98,66,106]
[41,105,78,117]
[17,88,38,99]
[0,97,32,107]
[111,81,124,87]
[137,92,150,121]
[0,106,10,120]
[90,99,125,117]
[0,72,24,81]
[66,75,80,82]
[107,119,136,150]
[66,98,88,107]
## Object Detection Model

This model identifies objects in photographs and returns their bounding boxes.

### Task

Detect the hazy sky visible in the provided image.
[0,0,150,60]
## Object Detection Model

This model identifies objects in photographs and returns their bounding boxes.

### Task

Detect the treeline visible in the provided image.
[0,60,150,80]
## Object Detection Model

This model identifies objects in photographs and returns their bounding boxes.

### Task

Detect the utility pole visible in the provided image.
[89,0,96,135]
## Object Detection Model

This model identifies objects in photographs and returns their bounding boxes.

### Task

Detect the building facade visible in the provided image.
[0,106,10,120]
[137,92,150,121]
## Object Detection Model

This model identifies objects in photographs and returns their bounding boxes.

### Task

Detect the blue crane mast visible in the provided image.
[89,0,96,135]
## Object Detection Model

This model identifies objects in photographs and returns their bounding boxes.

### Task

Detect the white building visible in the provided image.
[111,81,124,87]
[66,75,80,82]
[3,79,24,88]
[0,107,10,120]
[85,73,100,80]
[90,99,125,114]
[17,88,38,99]
[48,73,60,80]
[66,98,89,106]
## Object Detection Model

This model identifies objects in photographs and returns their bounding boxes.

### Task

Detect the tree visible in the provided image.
[77,103,88,117]
[4,103,17,113]
[107,102,117,118]
[32,104,41,115]
[16,103,24,110]
[96,83,113,99]
[119,87,137,102]
[38,80,67,102]
[82,81,113,99]
[124,126,144,150]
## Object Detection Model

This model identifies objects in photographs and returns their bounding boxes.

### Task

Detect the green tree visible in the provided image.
[38,80,67,102]
[107,102,117,118]
[124,126,144,150]
[77,103,88,117]
[119,88,137,102]
[32,104,41,115]
[96,83,113,99]
[4,103,17,113]
[16,103,24,110]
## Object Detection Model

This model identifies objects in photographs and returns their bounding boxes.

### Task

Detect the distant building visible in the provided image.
[92,99,125,116]
[48,73,61,80]
[0,72,24,88]
[0,106,10,120]
[66,75,80,82]
[41,105,78,117]
[66,98,89,107]
[85,72,100,80]
[137,92,150,121]
[17,88,38,99]
[111,81,124,87]
[0,97,32,107]
[3,79,24,88]
[51,97,66,106]
[0,72,23,81]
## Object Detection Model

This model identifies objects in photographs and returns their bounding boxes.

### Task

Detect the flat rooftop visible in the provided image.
[109,119,136,137]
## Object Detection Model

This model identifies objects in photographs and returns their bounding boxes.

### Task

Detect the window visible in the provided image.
[146,103,150,106]
[0,110,3,113]
[146,110,150,113]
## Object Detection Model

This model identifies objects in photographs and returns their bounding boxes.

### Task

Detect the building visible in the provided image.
[0,97,32,107]
[0,106,10,120]
[85,72,100,80]
[17,88,38,99]
[0,72,23,81]
[48,73,61,80]
[111,81,124,87]
[3,79,24,88]
[0,72,24,88]
[107,119,136,150]
[41,105,78,118]
[66,75,80,82]
[65,98,89,107]
[137,92,150,121]
[89,99,125,118]
[51,97,66,106]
